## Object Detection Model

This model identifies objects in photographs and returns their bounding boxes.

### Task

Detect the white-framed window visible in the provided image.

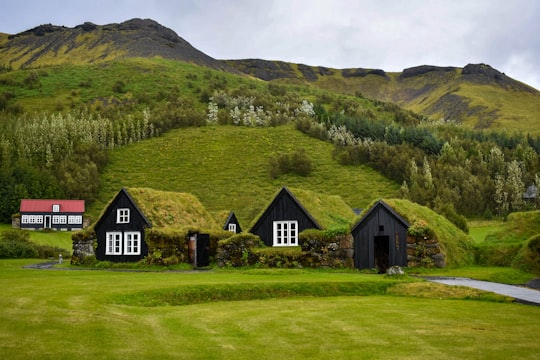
[124,232,141,255]
[105,232,122,255]
[117,208,130,224]
[52,204,60,213]
[228,223,237,233]
[68,215,82,224]
[273,220,298,246]
[21,215,29,224]
[52,215,67,224]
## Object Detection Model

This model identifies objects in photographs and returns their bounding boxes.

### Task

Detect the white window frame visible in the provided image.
[117,208,130,224]
[68,215,82,224]
[52,215,67,224]
[21,215,29,224]
[228,223,237,233]
[124,232,141,255]
[105,232,123,255]
[52,204,60,213]
[273,220,298,247]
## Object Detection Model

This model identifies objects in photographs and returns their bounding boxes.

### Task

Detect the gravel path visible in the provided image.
[425,277,540,305]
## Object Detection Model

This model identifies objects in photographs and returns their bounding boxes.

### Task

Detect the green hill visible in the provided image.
[1,18,538,133]
[90,125,399,226]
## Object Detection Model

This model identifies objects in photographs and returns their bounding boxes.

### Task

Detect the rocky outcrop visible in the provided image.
[400,65,457,79]
[341,68,386,78]
[461,63,536,93]
[226,59,297,81]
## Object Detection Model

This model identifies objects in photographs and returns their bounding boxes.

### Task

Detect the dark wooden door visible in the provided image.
[196,234,210,267]
[374,235,389,273]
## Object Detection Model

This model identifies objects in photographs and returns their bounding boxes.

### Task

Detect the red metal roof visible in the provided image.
[20,199,85,213]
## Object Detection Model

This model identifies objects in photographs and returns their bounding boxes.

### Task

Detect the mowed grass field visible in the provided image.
[1,259,539,360]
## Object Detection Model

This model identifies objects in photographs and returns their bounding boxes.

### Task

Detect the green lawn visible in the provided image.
[468,220,505,244]
[0,259,539,359]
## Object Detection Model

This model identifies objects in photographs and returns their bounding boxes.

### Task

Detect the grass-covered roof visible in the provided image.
[125,187,218,229]
[250,186,357,230]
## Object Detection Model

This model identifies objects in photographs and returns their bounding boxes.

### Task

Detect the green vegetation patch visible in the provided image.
[475,210,540,272]
[114,280,405,306]
[387,282,513,303]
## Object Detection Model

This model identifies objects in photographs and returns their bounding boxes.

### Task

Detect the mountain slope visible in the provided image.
[227,60,540,133]
[1,18,539,133]
[0,18,235,72]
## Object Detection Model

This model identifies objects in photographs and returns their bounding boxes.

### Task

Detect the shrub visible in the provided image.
[34,244,70,259]
[0,230,38,258]
[217,233,264,267]
[112,80,126,93]
[252,247,304,268]
[511,235,540,273]
[268,148,312,178]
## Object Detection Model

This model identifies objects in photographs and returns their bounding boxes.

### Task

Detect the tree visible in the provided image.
[506,160,524,211]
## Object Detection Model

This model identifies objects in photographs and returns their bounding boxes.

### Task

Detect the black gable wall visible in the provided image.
[251,191,320,246]
[94,191,149,262]
[352,203,409,270]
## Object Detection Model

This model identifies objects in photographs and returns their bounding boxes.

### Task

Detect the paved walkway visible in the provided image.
[426,277,540,305]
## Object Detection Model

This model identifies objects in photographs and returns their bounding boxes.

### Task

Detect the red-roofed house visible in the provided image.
[19,199,86,231]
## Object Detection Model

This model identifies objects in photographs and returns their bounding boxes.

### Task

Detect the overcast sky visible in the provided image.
[1,0,539,90]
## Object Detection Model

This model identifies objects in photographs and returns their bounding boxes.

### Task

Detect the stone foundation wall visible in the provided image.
[300,233,355,268]
[71,237,96,264]
[406,235,446,268]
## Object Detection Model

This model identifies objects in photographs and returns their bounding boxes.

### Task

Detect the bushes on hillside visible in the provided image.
[268,148,312,178]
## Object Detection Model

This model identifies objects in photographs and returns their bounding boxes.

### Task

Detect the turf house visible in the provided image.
[351,200,410,272]
[18,199,85,231]
[73,187,230,264]
[249,186,357,247]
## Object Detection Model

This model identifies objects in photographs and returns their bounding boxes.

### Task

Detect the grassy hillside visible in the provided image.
[90,125,399,226]
[477,211,540,272]
[0,57,237,113]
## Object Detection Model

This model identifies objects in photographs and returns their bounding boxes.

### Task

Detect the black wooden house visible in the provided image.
[250,187,356,247]
[223,211,242,234]
[94,188,152,262]
[351,200,410,272]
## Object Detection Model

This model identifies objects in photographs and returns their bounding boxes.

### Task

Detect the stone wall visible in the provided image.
[71,237,95,264]
[299,233,355,268]
[406,235,446,268]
